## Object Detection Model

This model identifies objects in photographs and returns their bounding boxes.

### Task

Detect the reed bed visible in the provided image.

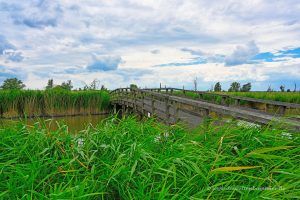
[0,90,110,118]
[1,116,299,199]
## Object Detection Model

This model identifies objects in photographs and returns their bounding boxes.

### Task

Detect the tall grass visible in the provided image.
[0,89,110,118]
[1,116,299,199]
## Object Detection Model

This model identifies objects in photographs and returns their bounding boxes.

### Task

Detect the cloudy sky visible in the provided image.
[0,0,300,90]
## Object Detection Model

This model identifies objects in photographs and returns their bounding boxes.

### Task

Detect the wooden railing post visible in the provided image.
[142,91,145,115]
[151,95,155,116]
[134,90,138,112]
[199,93,203,99]
[165,96,170,124]
[125,88,128,104]
[278,106,286,115]
[175,102,180,123]
[221,96,227,105]
[204,108,209,118]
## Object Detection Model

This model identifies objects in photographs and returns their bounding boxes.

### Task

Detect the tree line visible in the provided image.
[0,78,107,91]
[213,82,252,92]
[0,77,298,92]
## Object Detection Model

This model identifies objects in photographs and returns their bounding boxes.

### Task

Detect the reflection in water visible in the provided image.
[0,114,108,134]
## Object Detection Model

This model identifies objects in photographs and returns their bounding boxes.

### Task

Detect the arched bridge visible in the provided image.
[110,88,300,131]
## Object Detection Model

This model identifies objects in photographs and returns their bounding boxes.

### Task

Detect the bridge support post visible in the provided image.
[122,105,125,117]
[113,104,117,114]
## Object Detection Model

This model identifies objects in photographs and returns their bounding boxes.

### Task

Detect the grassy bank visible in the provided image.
[1,116,299,199]
[0,89,110,118]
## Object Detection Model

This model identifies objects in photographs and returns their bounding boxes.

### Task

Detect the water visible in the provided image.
[0,114,108,134]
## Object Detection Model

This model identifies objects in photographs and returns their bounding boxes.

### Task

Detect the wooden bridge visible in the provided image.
[110,88,300,131]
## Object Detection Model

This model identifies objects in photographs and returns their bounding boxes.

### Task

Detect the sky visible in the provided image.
[0,0,300,91]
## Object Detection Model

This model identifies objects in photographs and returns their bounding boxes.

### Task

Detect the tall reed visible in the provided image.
[0,89,110,118]
[1,116,299,199]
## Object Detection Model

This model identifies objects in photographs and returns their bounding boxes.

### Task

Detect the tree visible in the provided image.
[279,85,285,92]
[130,84,138,89]
[101,85,108,91]
[46,79,54,90]
[193,77,198,91]
[214,82,222,92]
[89,79,100,90]
[0,78,25,90]
[228,82,240,92]
[267,85,273,92]
[240,83,251,92]
[61,80,73,91]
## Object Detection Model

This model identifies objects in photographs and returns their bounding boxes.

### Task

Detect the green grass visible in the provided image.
[172,91,230,105]
[172,91,300,104]
[1,116,299,199]
[226,92,300,104]
[0,89,110,118]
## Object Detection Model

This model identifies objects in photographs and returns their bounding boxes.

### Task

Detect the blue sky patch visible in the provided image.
[155,57,207,67]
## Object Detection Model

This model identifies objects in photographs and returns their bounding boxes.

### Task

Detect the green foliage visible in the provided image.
[0,90,110,117]
[240,82,251,92]
[0,78,25,90]
[228,92,300,104]
[228,82,240,92]
[1,116,299,199]
[214,82,222,92]
[130,84,138,89]
[45,79,54,90]
[61,80,73,91]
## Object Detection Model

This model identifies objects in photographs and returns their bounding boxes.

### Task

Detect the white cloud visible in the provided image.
[225,41,259,66]
[0,0,299,90]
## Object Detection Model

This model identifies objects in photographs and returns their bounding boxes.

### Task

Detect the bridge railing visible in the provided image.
[110,88,300,131]
[111,88,205,124]
[142,87,300,115]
